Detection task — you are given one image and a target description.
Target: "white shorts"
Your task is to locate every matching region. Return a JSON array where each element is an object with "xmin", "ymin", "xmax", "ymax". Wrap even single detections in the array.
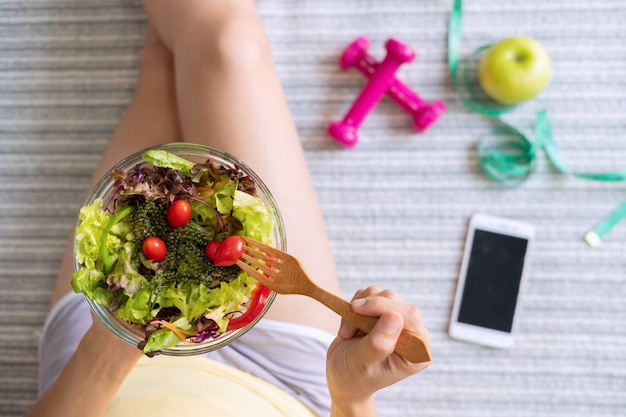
[{"xmin": 38, "ymin": 292, "xmax": 334, "ymax": 416}]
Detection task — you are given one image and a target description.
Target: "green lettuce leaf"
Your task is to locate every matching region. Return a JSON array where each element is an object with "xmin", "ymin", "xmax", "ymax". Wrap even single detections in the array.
[
  {"xmin": 115, "ymin": 287, "xmax": 153, "ymax": 323},
  {"xmin": 233, "ymin": 190, "xmax": 274, "ymax": 243},
  {"xmin": 190, "ymin": 200, "xmax": 218, "ymax": 232},
  {"xmin": 202, "ymin": 276, "xmax": 255, "ymax": 331},
  {"xmin": 214, "ymin": 182, "xmax": 237, "ymax": 214},
  {"xmin": 71, "ymin": 268, "xmax": 112, "ymax": 307},
  {"xmin": 142, "ymin": 149, "xmax": 196, "ymax": 177},
  {"xmin": 74, "ymin": 198, "xmax": 111, "ymax": 269},
  {"xmin": 143, "ymin": 328, "xmax": 182, "ymax": 352},
  {"xmin": 143, "ymin": 317, "xmax": 194, "ymax": 352},
  {"xmin": 106, "ymin": 242, "xmax": 146, "ymax": 295}
]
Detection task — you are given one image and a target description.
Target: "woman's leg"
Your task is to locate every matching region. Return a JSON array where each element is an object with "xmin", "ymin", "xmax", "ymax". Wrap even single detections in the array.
[
  {"xmin": 142, "ymin": 0, "xmax": 341, "ymax": 334},
  {"xmin": 49, "ymin": 25, "xmax": 182, "ymax": 308}
]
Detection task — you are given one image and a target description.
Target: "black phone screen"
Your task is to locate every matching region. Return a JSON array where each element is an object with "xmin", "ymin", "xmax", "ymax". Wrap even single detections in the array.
[{"xmin": 457, "ymin": 229, "xmax": 529, "ymax": 333}]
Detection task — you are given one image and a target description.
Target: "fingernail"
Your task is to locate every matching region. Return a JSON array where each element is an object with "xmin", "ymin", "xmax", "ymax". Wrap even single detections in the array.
[{"xmin": 352, "ymin": 298, "xmax": 366, "ymax": 307}]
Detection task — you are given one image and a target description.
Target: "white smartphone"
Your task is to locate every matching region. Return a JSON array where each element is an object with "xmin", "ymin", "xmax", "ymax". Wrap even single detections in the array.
[{"xmin": 449, "ymin": 213, "xmax": 535, "ymax": 349}]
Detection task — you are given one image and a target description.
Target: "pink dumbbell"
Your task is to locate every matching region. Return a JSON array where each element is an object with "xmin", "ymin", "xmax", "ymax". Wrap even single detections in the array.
[
  {"xmin": 339, "ymin": 37, "xmax": 445, "ymax": 134},
  {"xmin": 328, "ymin": 38, "xmax": 416, "ymax": 148}
]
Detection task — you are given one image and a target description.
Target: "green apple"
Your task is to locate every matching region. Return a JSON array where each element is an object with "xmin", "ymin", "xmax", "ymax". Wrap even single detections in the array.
[{"xmin": 478, "ymin": 37, "xmax": 551, "ymax": 105}]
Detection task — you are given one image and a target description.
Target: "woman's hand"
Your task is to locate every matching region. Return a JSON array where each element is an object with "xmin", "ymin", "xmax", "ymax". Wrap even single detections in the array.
[{"xmin": 326, "ymin": 286, "xmax": 431, "ymax": 416}]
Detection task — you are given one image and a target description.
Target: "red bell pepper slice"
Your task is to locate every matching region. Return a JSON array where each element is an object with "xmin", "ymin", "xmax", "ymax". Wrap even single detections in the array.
[{"xmin": 226, "ymin": 283, "xmax": 272, "ymax": 331}]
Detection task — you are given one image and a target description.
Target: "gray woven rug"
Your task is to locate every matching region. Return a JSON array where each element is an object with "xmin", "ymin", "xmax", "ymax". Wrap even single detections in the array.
[{"xmin": 1, "ymin": 0, "xmax": 625, "ymax": 416}]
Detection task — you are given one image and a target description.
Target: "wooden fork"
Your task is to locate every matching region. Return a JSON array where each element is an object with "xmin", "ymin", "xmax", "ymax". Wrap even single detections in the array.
[{"xmin": 236, "ymin": 237, "xmax": 432, "ymax": 364}]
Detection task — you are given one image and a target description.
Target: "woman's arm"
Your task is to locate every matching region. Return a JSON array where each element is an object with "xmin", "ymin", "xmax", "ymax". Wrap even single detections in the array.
[{"xmin": 25, "ymin": 321, "xmax": 142, "ymax": 417}]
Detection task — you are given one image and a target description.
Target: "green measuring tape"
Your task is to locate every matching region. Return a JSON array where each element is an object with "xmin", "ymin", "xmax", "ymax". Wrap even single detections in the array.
[{"xmin": 448, "ymin": 0, "xmax": 626, "ymax": 246}]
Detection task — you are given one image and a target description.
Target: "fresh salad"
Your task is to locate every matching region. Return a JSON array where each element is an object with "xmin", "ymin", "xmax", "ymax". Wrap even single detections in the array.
[{"xmin": 71, "ymin": 149, "xmax": 275, "ymax": 354}]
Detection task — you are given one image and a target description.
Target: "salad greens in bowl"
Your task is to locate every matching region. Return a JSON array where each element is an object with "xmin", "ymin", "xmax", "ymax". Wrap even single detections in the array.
[{"xmin": 71, "ymin": 143, "xmax": 285, "ymax": 356}]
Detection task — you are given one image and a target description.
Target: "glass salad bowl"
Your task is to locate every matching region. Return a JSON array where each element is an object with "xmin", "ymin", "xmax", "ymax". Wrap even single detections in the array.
[{"xmin": 73, "ymin": 143, "xmax": 285, "ymax": 356}]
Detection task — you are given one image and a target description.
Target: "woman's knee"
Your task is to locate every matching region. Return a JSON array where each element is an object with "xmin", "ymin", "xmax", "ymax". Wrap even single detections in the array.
[{"xmin": 172, "ymin": 8, "xmax": 269, "ymax": 74}]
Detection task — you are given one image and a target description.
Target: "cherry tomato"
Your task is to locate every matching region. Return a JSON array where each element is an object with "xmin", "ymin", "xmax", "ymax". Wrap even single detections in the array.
[
  {"xmin": 205, "ymin": 240, "xmax": 221, "ymax": 261},
  {"xmin": 167, "ymin": 199, "xmax": 192, "ymax": 228},
  {"xmin": 142, "ymin": 236, "xmax": 167, "ymax": 261},
  {"xmin": 213, "ymin": 236, "xmax": 245, "ymax": 267}
]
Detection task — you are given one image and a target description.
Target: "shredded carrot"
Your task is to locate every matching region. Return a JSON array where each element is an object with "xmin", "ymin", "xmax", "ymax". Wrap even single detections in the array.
[
  {"xmin": 197, "ymin": 189, "xmax": 214, "ymax": 199},
  {"xmin": 153, "ymin": 320, "xmax": 198, "ymax": 344},
  {"xmin": 196, "ymin": 186, "xmax": 214, "ymax": 197}
]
